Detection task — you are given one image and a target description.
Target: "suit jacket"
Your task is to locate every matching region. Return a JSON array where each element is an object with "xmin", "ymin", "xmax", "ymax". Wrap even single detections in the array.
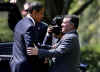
[
  {"xmin": 38, "ymin": 30, "xmax": 80, "ymax": 72},
  {"xmin": 10, "ymin": 16, "xmax": 48, "ymax": 72}
]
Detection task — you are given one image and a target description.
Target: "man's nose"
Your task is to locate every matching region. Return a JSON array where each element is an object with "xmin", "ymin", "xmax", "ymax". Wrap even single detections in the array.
[{"xmin": 61, "ymin": 23, "xmax": 63, "ymax": 27}]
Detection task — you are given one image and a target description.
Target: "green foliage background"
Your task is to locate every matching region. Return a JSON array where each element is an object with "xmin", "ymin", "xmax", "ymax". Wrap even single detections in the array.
[
  {"xmin": 0, "ymin": 12, "xmax": 13, "ymax": 42},
  {"xmin": 81, "ymin": 44, "xmax": 100, "ymax": 72},
  {"xmin": 71, "ymin": 0, "xmax": 100, "ymax": 72}
]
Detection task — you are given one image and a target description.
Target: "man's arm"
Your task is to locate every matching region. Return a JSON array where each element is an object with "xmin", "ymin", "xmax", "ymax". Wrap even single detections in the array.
[
  {"xmin": 27, "ymin": 35, "xmax": 73, "ymax": 57},
  {"xmin": 23, "ymin": 26, "xmax": 35, "ymax": 53}
]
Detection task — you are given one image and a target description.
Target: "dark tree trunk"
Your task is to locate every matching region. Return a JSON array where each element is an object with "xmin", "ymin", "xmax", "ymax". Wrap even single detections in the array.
[
  {"xmin": 16, "ymin": 0, "xmax": 26, "ymax": 10},
  {"xmin": 45, "ymin": 0, "xmax": 94, "ymax": 19},
  {"xmin": 62, "ymin": 0, "xmax": 73, "ymax": 15},
  {"xmin": 45, "ymin": 0, "xmax": 64, "ymax": 18},
  {"xmin": 73, "ymin": 0, "xmax": 94, "ymax": 15}
]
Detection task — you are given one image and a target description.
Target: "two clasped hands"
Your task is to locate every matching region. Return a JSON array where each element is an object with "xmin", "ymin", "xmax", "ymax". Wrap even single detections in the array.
[
  {"xmin": 27, "ymin": 46, "xmax": 38, "ymax": 55},
  {"xmin": 27, "ymin": 44, "xmax": 57, "ymax": 56}
]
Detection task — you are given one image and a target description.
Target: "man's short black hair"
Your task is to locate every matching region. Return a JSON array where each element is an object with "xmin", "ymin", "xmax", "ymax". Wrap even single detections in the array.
[
  {"xmin": 52, "ymin": 16, "xmax": 63, "ymax": 27},
  {"xmin": 28, "ymin": 1, "xmax": 43, "ymax": 13},
  {"xmin": 64, "ymin": 15, "xmax": 79, "ymax": 29}
]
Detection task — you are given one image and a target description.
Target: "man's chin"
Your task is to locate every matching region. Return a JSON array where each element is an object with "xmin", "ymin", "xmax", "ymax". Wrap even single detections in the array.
[{"xmin": 62, "ymin": 30, "xmax": 64, "ymax": 33}]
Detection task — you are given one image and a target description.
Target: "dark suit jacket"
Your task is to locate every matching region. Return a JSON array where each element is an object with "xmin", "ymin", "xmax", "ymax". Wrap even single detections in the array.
[
  {"xmin": 38, "ymin": 30, "xmax": 80, "ymax": 72},
  {"xmin": 10, "ymin": 16, "xmax": 48, "ymax": 72}
]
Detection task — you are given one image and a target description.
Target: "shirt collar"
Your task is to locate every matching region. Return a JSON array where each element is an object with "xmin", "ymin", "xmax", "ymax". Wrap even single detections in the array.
[
  {"xmin": 26, "ymin": 14, "xmax": 35, "ymax": 26},
  {"xmin": 64, "ymin": 29, "xmax": 77, "ymax": 34}
]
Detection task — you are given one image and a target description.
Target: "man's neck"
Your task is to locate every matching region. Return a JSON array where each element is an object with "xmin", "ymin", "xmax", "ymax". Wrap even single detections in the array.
[{"xmin": 64, "ymin": 29, "xmax": 76, "ymax": 34}]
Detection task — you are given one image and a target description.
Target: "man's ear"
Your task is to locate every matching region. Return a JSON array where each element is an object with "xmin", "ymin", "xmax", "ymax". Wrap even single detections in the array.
[
  {"xmin": 32, "ymin": 10, "xmax": 37, "ymax": 15},
  {"xmin": 71, "ymin": 24, "xmax": 75, "ymax": 29},
  {"xmin": 31, "ymin": 10, "xmax": 38, "ymax": 18}
]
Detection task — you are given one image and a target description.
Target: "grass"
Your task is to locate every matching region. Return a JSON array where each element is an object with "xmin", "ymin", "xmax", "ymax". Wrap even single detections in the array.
[{"xmin": 0, "ymin": 12, "xmax": 13, "ymax": 42}]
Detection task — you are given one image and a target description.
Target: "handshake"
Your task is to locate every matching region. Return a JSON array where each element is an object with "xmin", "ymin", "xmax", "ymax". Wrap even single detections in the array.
[
  {"xmin": 27, "ymin": 44, "xmax": 56, "ymax": 56},
  {"xmin": 27, "ymin": 46, "xmax": 49, "ymax": 64},
  {"xmin": 27, "ymin": 46, "xmax": 38, "ymax": 55}
]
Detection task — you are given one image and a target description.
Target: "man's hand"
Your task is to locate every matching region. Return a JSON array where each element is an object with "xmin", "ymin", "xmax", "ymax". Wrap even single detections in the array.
[
  {"xmin": 47, "ymin": 26, "xmax": 54, "ymax": 34},
  {"xmin": 27, "ymin": 47, "xmax": 38, "ymax": 55},
  {"xmin": 52, "ymin": 44, "xmax": 57, "ymax": 49},
  {"xmin": 44, "ymin": 57, "xmax": 49, "ymax": 64}
]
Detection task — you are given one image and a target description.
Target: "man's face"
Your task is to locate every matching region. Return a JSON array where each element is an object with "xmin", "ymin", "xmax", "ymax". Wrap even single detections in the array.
[
  {"xmin": 31, "ymin": 8, "xmax": 44, "ymax": 22},
  {"xmin": 61, "ymin": 17, "xmax": 74, "ymax": 33}
]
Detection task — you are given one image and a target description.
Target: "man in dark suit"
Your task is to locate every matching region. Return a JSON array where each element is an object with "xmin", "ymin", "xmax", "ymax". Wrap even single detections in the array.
[
  {"xmin": 10, "ymin": 2, "xmax": 48, "ymax": 72},
  {"xmin": 27, "ymin": 15, "xmax": 80, "ymax": 72}
]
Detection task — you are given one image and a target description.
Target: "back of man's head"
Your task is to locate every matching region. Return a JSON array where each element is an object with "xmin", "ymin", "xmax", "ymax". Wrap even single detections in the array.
[
  {"xmin": 64, "ymin": 15, "xmax": 79, "ymax": 29},
  {"xmin": 24, "ymin": 2, "xmax": 31, "ymax": 11},
  {"xmin": 28, "ymin": 1, "xmax": 43, "ymax": 13}
]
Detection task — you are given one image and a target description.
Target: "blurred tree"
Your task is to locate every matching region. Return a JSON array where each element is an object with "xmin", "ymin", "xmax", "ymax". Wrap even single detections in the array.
[
  {"xmin": 45, "ymin": 0, "xmax": 94, "ymax": 18},
  {"xmin": 79, "ymin": 0, "xmax": 100, "ymax": 46}
]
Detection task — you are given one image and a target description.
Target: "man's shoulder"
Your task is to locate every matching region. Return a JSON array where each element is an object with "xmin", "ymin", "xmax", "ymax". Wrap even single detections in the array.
[
  {"xmin": 41, "ymin": 21, "xmax": 48, "ymax": 27},
  {"xmin": 22, "ymin": 17, "xmax": 34, "ymax": 24},
  {"xmin": 15, "ymin": 17, "xmax": 34, "ymax": 33},
  {"xmin": 63, "ymin": 32, "xmax": 78, "ymax": 39}
]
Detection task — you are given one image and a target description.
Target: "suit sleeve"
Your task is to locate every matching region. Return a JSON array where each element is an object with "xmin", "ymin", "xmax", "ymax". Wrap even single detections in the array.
[
  {"xmin": 23, "ymin": 26, "xmax": 35, "ymax": 48},
  {"xmin": 38, "ymin": 36, "xmax": 73, "ymax": 57}
]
